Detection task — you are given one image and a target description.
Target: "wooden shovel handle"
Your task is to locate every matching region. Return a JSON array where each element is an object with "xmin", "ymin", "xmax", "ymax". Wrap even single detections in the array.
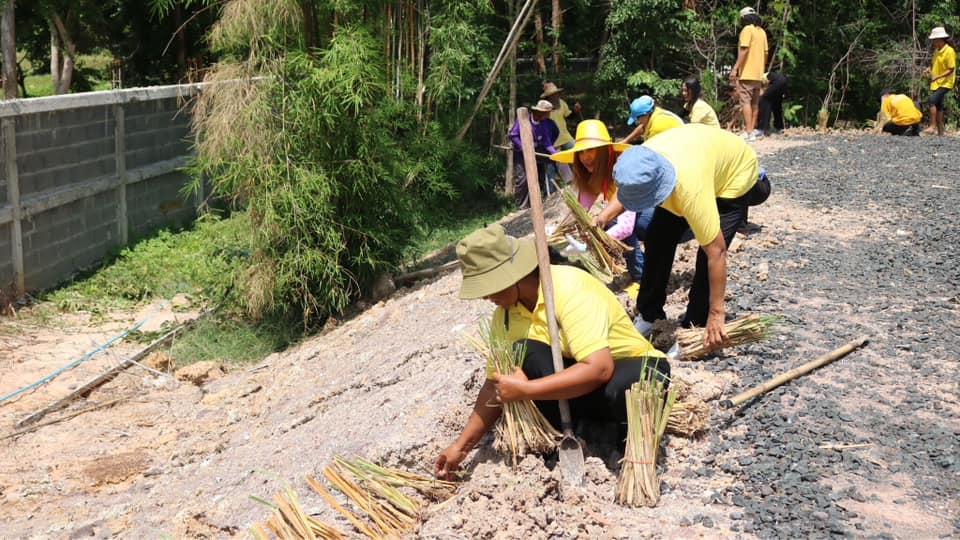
[{"xmin": 516, "ymin": 107, "xmax": 574, "ymax": 433}]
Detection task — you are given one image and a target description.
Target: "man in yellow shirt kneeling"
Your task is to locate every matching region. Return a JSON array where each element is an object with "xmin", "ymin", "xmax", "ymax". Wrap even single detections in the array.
[
  {"xmin": 434, "ymin": 224, "xmax": 669, "ymax": 479},
  {"xmin": 877, "ymin": 91, "xmax": 922, "ymax": 136}
]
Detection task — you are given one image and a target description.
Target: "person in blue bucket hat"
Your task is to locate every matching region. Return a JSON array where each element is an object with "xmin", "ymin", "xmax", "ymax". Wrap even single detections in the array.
[
  {"xmin": 619, "ymin": 95, "xmax": 684, "ymax": 144},
  {"xmin": 613, "ymin": 124, "xmax": 771, "ymax": 351}
]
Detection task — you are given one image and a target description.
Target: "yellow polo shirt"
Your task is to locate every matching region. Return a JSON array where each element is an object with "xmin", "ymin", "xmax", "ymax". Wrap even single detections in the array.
[
  {"xmin": 644, "ymin": 124, "xmax": 758, "ymax": 246},
  {"xmin": 738, "ymin": 25, "xmax": 768, "ymax": 82},
  {"xmin": 643, "ymin": 107, "xmax": 684, "ymax": 141},
  {"xmin": 881, "ymin": 94, "xmax": 922, "ymax": 126},
  {"xmin": 550, "ymin": 99, "xmax": 574, "ymax": 147},
  {"xmin": 688, "ymin": 99, "xmax": 720, "ymax": 127},
  {"xmin": 490, "ymin": 265, "xmax": 664, "ymax": 370},
  {"xmin": 931, "ymin": 44, "xmax": 956, "ymax": 91}
]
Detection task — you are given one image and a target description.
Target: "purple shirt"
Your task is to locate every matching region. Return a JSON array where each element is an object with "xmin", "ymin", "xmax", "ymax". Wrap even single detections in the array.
[{"xmin": 509, "ymin": 118, "xmax": 559, "ymax": 159}]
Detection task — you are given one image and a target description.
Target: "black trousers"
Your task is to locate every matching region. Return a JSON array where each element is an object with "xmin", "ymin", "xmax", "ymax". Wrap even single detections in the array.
[
  {"xmin": 637, "ymin": 196, "xmax": 748, "ymax": 327},
  {"xmin": 882, "ymin": 122, "xmax": 920, "ymax": 136},
  {"xmin": 517, "ymin": 339, "xmax": 670, "ymax": 430},
  {"xmin": 513, "ymin": 157, "xmax": 549, "ymax": 209},
  {"xmin": 758, "ymin": 76, "xmax": 788, "ymax": 132}
]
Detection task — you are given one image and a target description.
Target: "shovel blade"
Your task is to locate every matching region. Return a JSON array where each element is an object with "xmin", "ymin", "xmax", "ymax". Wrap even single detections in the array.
[{"xmin": 558, "ymin": 434, "xmax": 585, "ymax": 487}]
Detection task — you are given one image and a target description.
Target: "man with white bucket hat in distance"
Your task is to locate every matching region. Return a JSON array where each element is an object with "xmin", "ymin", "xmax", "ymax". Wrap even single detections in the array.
[
  {"xmin": 613, "ymin": 124, "xmax": 770, "ymax": 351},
  {"xmin": 924, "ymin": 26, "xmax": 956, "ymax": 136}
]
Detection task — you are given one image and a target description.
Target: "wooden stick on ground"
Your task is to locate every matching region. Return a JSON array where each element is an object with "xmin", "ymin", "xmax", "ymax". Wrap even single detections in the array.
[
  {"xmin": 721, "ymin": 336, "xmax": 869, "ymax": 409},
  {"xmin": 1, "ymin": 397, "xmax": 127, "ymax": 441},
  {"xmin": 393, "ymin": 260, "xmax": 460, "ymax": 286},
  {"xmin": 16, "ymin": 313, "xmax": 208, "ymax": 428}
]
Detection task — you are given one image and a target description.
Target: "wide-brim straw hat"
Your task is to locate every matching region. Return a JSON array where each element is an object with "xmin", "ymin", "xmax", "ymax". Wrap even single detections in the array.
[
  {"xmin": 541, "ymin": 82, "xmax": 564, "ymax": 98},
  {"xmin": 550, "ymin": 119, "xmax": 631, "ymax": 165},
  {"xmin": 457, "ymin": 224, "xmax": 538, "ymax": 300},
  {"xmin": 531, "ymin": 99, "xmax": 554, "ymax": 112},
  {"xmin": 929, "ymin": 26, "xmax": 949, "ymax": 40}
]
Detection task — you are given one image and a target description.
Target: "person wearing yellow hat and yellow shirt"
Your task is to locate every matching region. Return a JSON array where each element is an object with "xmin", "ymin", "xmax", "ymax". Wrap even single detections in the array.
[
  {"xmin": 924, "ymin": 26, "xmax": 956, "ymax": 136},
  {"xmin": 433, "ymin": 224, "xmax": 669, "ymax": 479},
  {"xmin": 550, "ymin": 120, "xmax": 652, "ymax": 287},
  {"xmin": 618, "ymin": 95, "xmax": 684, "ymax": 144},
  {"xmin": 876, "ymin": 90, "xmax": 922, "ymax": 136}
]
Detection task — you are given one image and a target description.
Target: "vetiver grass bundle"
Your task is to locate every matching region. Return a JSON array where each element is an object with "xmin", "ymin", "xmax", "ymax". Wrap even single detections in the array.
[
  {"xmin": 466, "ymin": 321, "xmax": 560, "ymax": 465},
  {"xmin": 308, "ymin": 456, "xmax": 459, "ymax": 539},
  {"xmin": 666, "ymin": 399, "xmax": 710, "ymax": 438},
  {"xmin": 675, "ymin": 315, "xmax": 778, "ymax": 360},
  {"xmin": 251, "ymin": 484, "xmax": 345, "ymax": 540},
  {"xmin": 617, "ymin": 363, "xmax": 677, "ymax": 507},
  {"xmin": 548, "ymin": 189, "xmax": 632, "ymax": 284}
]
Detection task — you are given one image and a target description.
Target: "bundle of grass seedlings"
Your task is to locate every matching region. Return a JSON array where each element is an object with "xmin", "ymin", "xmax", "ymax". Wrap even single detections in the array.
[
  {"xmin": 617, "ymin": 363, "xmax": 677, "ymax": 507},
  {"xmin": 675, "ymin": 314, "xmax": 778, "ymax": 360},
  {"xmin": 666, "ymin": 399, "xmax": 710, "ymax": 437},
  {"xmin": 466, "ymin": 321, "xmax": 560, "ymax": 465},
  {"xmin": 547, "ymin": 189, "xmax": 632, "ymax": 283},
  {"xmin": 308, "ymin": 456, "xmax": 458, "ymax": 539},
  {"xmin": 251, "ymin": 484, "xmax": 345, "ymax": 540}
]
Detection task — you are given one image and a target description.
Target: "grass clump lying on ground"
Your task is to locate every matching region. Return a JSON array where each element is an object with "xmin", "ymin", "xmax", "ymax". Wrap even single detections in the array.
[{"xmin": 45, "ymin": 213, "xmax": 249, "ymax": 315}]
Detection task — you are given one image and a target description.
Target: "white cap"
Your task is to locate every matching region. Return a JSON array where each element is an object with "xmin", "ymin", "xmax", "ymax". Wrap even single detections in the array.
[
  {"xmin": 531, "ymin": 99, "xmax": 554, "ymax": 113},
  {"xmin": 929, "ymin": 27, "xmax": 949, "ymax": 40},
  {"xmin": 740, "ymin": 6, "xmax": 757, "ymax": 17}
]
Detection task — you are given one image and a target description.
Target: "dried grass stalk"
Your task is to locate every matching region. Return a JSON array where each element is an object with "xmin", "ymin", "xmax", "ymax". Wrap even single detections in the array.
[
  {"xmin": 253, "ymin": 484, "xmax": 345, "ymax": 540},
  {"xmin": 466, "ymin": 321, "xmax": 560, "ymax": 465},
  {"xmin": 548, "ymin": 189, "xmax": 632, "ymax": 283},
  {"xmin": 321, "ymin": 462, "xmax": 415, "ymax": 538},
  {"xmin": 617, "ymin": 364, "xmax": 677, "ymax": 507},
  {"xmin": 666, "ymin": 399, "xmax": 710, "ymax": 438},
  {"xmin": 675, "ymin": 315, "xmax": 778, "ymax": 361}
]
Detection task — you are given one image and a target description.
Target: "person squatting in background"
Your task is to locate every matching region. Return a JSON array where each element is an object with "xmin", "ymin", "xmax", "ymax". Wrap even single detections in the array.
[
  {"xmin": 619, "ymin": 95, "xmax": 684, "ymax": 144},
  {"xmin": 758, "ymin": 71, "xmax": 788, "ymax": 135},
  {"xmin": 730, "ymin": 6, "xmax": 769, "ymax": 141},
  {"xmin": 876, "ymin": 90, "xmax": 922, "ymax": 136},
  {"xmin": 509, "ymin": 100, "xmax": 558, "ymax": 209},
  {"xmin": 550, "ymin": 120, "xmax": 652, "ymax": 286},
  {"xmin": 681, "ymin": 77, "xmax": 720, "ymax": 128},
  {"xmin": 925, "ymin": 26, "xmax": 956, "ymax": 136}
]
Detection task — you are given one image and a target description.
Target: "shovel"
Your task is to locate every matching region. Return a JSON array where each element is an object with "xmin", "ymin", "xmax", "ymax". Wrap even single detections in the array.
[{"xmin": 516, "ymin": 107, "xmax": 585, "ymax": 487}]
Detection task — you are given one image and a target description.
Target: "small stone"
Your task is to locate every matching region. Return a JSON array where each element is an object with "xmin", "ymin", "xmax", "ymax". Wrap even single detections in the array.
[
  {"xmin": 701, "ymin": 517, "xmax": 714, "ymax": 528},
  {"xmin": 813, "ymin": 511, "xmax": 829, "ymax": 521},
  {"xmin": 679, "ymin": 517, "xmax": 692, "ymax": 527}
]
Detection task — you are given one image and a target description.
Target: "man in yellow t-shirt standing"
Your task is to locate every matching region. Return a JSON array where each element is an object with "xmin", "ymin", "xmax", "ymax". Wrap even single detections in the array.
[
  {"xmin": 729, "ymin": 7, "xmax": 768, "ymax": 141},
  {"xmin": 924, "ymin": 27, "xmax": 956, "ymax": 136},
  {"xmin": 542, "ymin": 81, "xmax": 580, "ymax": 183},
  {"xmin": 877, "ymin": 91, "xmax": 922, "ymax": 136},
  {"xmin": 613, "ymin": 125, "xmax": 770, "ymax": 350},
  {"xmin": 434, "ymin": 224, "xmax": 669, "ymax": 479}
]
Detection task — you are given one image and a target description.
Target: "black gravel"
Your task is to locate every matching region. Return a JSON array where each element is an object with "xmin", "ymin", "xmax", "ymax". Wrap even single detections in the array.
[{"xmin": 687, "ymin": 135, "xmax": 960, "ymax": 537}]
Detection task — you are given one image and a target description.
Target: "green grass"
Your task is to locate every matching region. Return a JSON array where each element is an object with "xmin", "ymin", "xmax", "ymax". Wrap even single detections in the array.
[
  {"xmin": 44, "ymin": 212, "xmax": 250, "ymax": 315},
  {"xmin": 169, "ymin": 316, "xmax": 297, "ymax": 367},
  {"xmin": 402, "ymin": 195, "xmax": 513, "ymax": 264},
  {"xmin": 21, "ymin": 50, "xmax": 116, "ymax": 98}
]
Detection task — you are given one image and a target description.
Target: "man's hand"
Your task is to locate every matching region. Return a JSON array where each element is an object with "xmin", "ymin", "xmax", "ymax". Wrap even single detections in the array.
[
  {"xmin": 704, "ymin": 310, "xmax": 729, "ymax": 350},
  {"xmin": 492, "ymin": 368, "xmax": 530, "ymax": 403},
  {"xmin": 434, "ymin": 443, "xmax": 468, "ymax": 479}
]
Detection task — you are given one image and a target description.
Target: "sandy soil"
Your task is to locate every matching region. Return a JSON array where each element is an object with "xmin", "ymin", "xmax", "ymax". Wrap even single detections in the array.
[{"xmin": 1, "ymin": 134, "xmax": 957, "ymax": 539}]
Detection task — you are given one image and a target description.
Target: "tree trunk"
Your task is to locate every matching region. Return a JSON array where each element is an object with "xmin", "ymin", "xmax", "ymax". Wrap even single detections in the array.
[
  {"xmin": 551, "ymin": 0, "xmax": 560, "ymax": 73},
  {"xmin": 50, "ymin": 20, "xmax": 61, "ymax": 90},
  {"xmin": 300, "ymin": 0, "xmax": 317, "ymax": 49},
  {"xmin": 174, "ymin": 2, "xmax": 187, "ymax": 75},
  {"xmin": 534, "ymin": 10, "xmax": 547, "ymax": 75},
  {"xmin": 1, "ymin": 0, "xmax": 16, "ymax": 99},
  {"xmin": 51, "ymin": 13, "xmax": 77, "ymax": 95}
]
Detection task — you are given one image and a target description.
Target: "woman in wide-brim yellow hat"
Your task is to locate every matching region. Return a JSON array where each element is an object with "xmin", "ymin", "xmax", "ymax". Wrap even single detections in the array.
[{"xmin": 550, "ymin": 120, "xmax": 651, "ymax": 286}]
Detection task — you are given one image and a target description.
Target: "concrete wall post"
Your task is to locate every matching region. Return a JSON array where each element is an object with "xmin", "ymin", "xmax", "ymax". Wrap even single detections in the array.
[
  {"xmin": 2, "ymin": 117, "xmax": 23, "ymax": 297},
  {"xmin": 113, "ymin": 103, "xmax": 128, "ymax": 246}
]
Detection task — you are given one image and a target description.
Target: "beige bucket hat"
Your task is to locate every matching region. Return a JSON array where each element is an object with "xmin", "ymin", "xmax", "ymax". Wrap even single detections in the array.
[
  {"xmin": 530, "ymin": 99, "xmax": 554, "ymax": 112},
  {"xmin": 457, "ymin": 224, "xmax": 538, "ymax": 300}
]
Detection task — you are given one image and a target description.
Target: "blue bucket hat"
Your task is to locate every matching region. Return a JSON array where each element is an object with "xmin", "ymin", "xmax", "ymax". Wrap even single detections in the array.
[
  {"xmin": 613, "ymin": 146, "xmax": 677, "ymax": 211},
  {"xmin": 626, "ymin": 96, "xmax": 655, "ymax": 126}
]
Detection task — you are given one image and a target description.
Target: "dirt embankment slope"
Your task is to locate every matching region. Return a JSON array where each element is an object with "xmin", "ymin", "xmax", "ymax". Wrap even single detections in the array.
[{"xmin": 1, "ymin": 133, "xmax": 958, "ymax": 538}]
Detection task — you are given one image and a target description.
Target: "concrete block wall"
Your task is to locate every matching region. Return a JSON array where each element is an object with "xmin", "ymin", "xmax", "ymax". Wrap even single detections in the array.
[{"xmin": 0, "ymin": 83, "xmax": 204, "ymax": 296}]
